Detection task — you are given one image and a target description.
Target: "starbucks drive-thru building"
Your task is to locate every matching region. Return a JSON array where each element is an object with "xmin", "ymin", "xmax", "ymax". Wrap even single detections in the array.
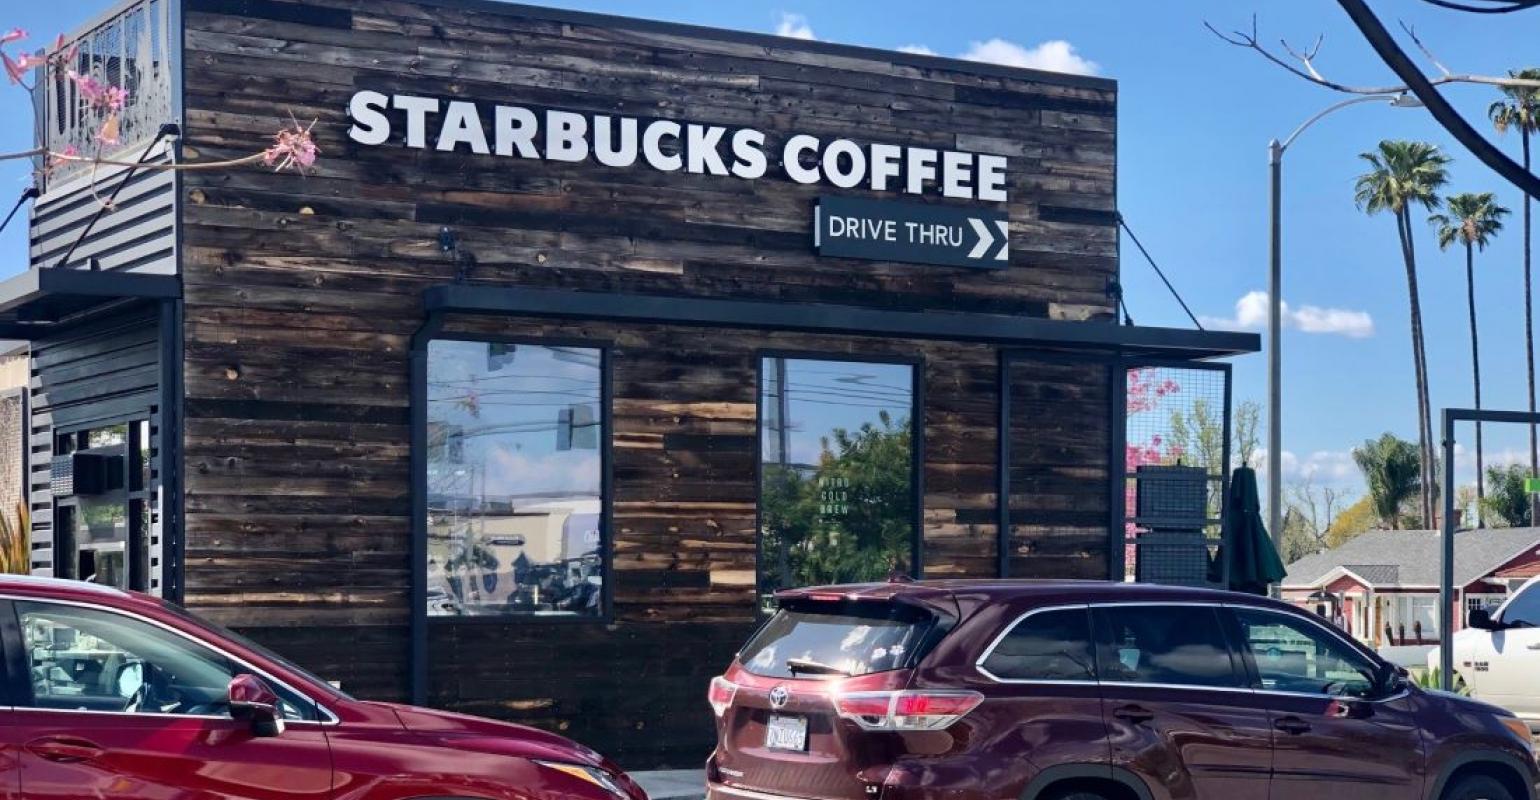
[{"xmin": 7, "ymin": 0, "xmax": 1257, "ymax": 767}]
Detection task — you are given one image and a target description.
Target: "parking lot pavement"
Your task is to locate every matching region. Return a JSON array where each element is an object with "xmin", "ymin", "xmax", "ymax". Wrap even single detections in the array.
[{"xmin": 631, "ymin": 769, "xmax": 706, "ymax": 800}]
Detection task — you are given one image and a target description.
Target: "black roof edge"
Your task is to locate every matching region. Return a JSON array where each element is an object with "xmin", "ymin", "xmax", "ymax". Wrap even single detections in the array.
[
  {"xmin": 424, "ymin": 285, "xmax": 1258, "ymax": 360},
  {"xmin": 396, "ymin": 0, "xmax": 1117, "ymax": 93},
  {"xmin": 0, "ymin": 269, "xmax": 180, "ymax": 340}
]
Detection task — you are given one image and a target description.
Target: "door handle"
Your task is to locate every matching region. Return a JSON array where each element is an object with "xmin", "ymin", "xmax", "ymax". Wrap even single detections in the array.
[
  {"xmin": 1273, "ymin": 716, "xmax": 1312, "ymax": 735},
  {"xmin": 26, "ymin": 736, "xmax": 104, "ymax": 763},
  {"xmin": 1112, "ymin": 705, "xmax": 1156, "ymax": 724}
]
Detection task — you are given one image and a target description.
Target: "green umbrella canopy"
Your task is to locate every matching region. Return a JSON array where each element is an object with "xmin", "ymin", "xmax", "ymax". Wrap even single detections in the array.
[{"xmin": 1225, "ymin": 466, "xmax": 1287, "ymax": 594}]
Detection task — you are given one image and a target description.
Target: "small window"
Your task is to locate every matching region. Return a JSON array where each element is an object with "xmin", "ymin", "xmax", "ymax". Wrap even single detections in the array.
[
  {"xmin": 980, "ymin": 607, "xmax": 1096, "ymax": 682},
  {"xmin": 1499, "ymin": 582, "xmax": 1540, "ymax": 628},
  {"xmin": 1092, "ymin": 605, "xmax": 1242, "ymax": 688},
  {"xmin": 1233, "ymin": 608, "xmax": 1379, "ymax": 698},
  {"xmin": 16, "ymin": 601, "xmax": 319, "ymax": 720}
]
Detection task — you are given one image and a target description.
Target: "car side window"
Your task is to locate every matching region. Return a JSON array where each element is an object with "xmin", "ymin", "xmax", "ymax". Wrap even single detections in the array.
[
  {"xmin": 16, "ymin": 601, "xmax": 317, "ymax": 720},
  {"xmin": 1232, "ymin": 608, "xmax": 1379, "ymax": 698},
  {"xmin": 1091, "ymin": 605, "xmax": 1243, "ymax": 688},
  {"xmin": 980, "ymin": 607, "xmax": 1096, "ymax": 682},
  {"xmin": 1498, "ymin": 582, "xmax": 1540, "ymax": 628}
]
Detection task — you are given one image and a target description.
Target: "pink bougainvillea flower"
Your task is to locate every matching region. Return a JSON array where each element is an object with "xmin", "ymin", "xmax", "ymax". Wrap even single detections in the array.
[
  {"xmin": 1, "ymin": 51, "xmax": 42, "ymax": 84},
  {"xmin": 263, "ymin": 117, "xmax": 321, "ymax": 173},
  {"xmin": 67, "ymin": 69, "xmax": 128, "ymax": 112},
  {"xmin": 0, "ymin": 28, "xmax": 25, "ymax": 45}
]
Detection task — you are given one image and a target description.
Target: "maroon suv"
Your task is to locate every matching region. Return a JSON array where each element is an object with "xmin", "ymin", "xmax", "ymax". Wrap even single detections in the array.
[{"xmin": 706, "ymin": 580, "xmax": 1539, "ymax": 800}]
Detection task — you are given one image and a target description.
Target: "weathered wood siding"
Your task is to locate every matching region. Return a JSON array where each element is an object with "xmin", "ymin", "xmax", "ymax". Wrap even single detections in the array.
[{"xmin": 176, "ymin": 0, "xmax": 1117, "ymax": 767}]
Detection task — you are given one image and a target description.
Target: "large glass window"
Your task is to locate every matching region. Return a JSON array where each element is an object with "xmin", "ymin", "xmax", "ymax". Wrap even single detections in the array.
[
  {"xmin": 425, "ymin": 341, "xmax": 605, "ymax": 618},
  {"xmin": 1232, "ymin": 608, "xmax": 1379, "ymax": 698},
  {"xmin": 758, "ymin": 357, "xmax": 917, "ymax": 608},
  {"xmin": 1092, "ymin": 605, "xmax": 1242, "ymax": 688}
]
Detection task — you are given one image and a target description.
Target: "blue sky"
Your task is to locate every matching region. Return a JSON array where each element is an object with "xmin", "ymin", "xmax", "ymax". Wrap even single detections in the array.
[{"xmin": 5, "ymin": 1, "xmax": 1540, "ymax": 499}]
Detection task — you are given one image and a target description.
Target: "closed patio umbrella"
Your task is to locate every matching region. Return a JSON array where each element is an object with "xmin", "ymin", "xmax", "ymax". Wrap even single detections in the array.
[{"xmin": 1223, "ymin": 466, "xmax": 1287, "ymax": 595}]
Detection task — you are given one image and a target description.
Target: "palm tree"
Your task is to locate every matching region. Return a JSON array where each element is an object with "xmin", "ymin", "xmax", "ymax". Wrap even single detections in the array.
[
  {"xmin": 1431, "ymin": 193, "xmax": 1510, "ymax": 525},
  {"xmin": 1355, "ymin": 141, "xmax": 1452, "ymax": 529},
  {"xmin": 1490, "ymin": 68, "xmax": 1540, "ymax": 511},
  {"xmin": 1353, "ymin": 433, "xmax": 1422, "ymax": 529}
]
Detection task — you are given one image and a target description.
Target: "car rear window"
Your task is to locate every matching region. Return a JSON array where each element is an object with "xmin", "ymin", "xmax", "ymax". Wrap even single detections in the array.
[{"xmin": 740, "ymin": 601, "xmax": 939, "ymax": 679}]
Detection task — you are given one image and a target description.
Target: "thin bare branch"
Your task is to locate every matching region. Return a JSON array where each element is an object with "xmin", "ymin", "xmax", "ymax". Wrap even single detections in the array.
[
  {"xmin": 1205, "ymin": 16, "xmax": 1540, "ymax": 94},
  {"xmin": 1399, "ymin": 21, "xmax": 1452, "ymax": 77}
]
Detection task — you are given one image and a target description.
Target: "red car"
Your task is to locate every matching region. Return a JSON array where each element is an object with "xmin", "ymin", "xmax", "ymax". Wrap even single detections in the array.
[
  {"xmin": 0, "ymin": 574, "xmax": 647, "ymax": 800},
  {"xmin": 707, "ymin": 579, "xmax": 1540, "ymax": 800}
]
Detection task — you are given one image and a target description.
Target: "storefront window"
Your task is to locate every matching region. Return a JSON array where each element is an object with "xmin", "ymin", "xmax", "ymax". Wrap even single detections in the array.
[
  {"xmin": 759, "ymin": 357, "xmax": 917, "ymax": 609},
  {"xmin": 425, "ymin": 341, "xmax": 605, "ymax": 618}
]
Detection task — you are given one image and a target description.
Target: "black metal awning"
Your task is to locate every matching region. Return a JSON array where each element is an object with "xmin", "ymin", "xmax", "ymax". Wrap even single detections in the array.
[
  {"xmin": 423, "ymin": 285, "xmax": 1260, "ymax": 360},
  {"xmin": 0, "ymin": 269, "xmax": 180, "ymax": 340}
]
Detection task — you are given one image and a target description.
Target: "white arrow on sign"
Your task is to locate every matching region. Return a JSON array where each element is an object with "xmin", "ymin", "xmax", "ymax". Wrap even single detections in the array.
[{"xmin": 967, "ymin": 218, "xmax": 1011, "ymax": 261}]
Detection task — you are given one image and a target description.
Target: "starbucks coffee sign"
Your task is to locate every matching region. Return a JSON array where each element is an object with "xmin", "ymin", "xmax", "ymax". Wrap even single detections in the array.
[{"xmin": 347, "ymin": 91, "xmax": 1009, "ymax": 202}]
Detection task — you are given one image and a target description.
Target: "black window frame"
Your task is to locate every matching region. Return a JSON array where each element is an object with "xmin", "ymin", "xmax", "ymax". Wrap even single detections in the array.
[
  {"xmin": 753, "ymin": 349, "xmax": 924, "ymax": 612},
  {"xmin": 1090, "ymin": 602, "xmax": 1246, "ymax": 690},
  {"xmin": 51, "ymin": 414, "xmax": 159, "ymax": 594},
  {"xmin": 418, "ymin": 333, "xmax": 614, "ymax": 626}
]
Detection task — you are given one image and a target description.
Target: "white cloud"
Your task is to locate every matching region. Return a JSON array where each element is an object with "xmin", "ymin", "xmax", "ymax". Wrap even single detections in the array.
[
  {"xmin": 775, "ymin": 12, "xmax": 816, "ymax": 40},
  {"xmin": 1201, "ymin": 290, "xmax": 1374, "ymax": 339},
  {"xmin": 960, "ymin": 38, "xmax": 1099, "ymax": 76},
  {"xmin": 1255, "ymin": 448, "xmax": 1359, "ymax": 485},
  {"xmin": 897, "ymin": 44, "xmax": 937, "ymax": 56}
]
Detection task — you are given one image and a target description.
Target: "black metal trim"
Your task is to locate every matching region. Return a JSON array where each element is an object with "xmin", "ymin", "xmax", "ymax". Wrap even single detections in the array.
[
  {"xmin": 159, "ymin": 298, "xmax": 183, "ymax": 603},
  {"xmin": 424, "ymin": 286, "xmax": 1259, "ymax": 360},
  {"xmin": 753, "ymin": 350, "xmax": 925, "ymax": 609},
  {"xmin": 408, "ymin": 311, "xmax": 447, "ymax": 707}
]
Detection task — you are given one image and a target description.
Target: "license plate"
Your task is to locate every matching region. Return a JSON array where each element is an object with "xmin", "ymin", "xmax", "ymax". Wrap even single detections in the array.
[{"xmin": 765, "ymin": 714, "xmax": 808, "ymax": 752}]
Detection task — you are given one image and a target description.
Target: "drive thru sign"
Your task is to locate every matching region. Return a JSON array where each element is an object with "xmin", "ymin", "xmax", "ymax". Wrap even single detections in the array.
[{"xmin": 814, "ymin": 196, "xmax": 1010, "ymax": 269}]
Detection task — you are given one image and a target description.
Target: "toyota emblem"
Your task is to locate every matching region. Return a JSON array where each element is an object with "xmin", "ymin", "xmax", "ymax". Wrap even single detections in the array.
[{"xmin": 769, "ymin": 685, "xmax": 790, "ymax": 709}]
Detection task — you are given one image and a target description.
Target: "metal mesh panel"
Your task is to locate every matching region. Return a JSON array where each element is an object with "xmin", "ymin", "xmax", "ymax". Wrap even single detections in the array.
[
  {"xmin": 36, "ymin": 0, "xmax": 172, "ymax": 188},
  {"xmin": 1124, "ymin": 365, "xmax": 1230, "ymax": 585}
]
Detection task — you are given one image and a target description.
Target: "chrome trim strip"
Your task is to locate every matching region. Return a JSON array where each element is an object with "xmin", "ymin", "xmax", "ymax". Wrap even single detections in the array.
[
  {"xmin": 0, "ymin": 594, "xmax": 338, "ymax": 724},
  {"xmin": 709, "ymin": 783, "xmax": 841, "ymax": 800}
]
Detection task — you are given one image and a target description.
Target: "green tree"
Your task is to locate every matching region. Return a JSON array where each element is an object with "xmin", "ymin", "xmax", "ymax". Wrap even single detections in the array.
[
  {"xmin": 760, "ymin": 412, "xmax": 914, "ymax": 599},
  {"xmin": 1355, "ymin": 141, "xmax": 1452, "ymax": 528},
  {"xmin": 1234, "ymin": 400, "xmax": 1261, "ymax": 468},
  {"xmin": 1490, "ymin": 68, "xmax": 1540, "ymax": 499},
  {"xmin": 1352, "ymin": 433, "xmax": 1423, "ymax": 529},
  {"xmin": 1327, "ymin": 494, "xmax": 1379, "ymax": 547},
  {"xmin": 1481, "ymin": 464, "xmax": 1535, "ymax": 528},
  {"xmin": 1430, "ymin": 192, "xmax": 1510, "ymax": 524}
]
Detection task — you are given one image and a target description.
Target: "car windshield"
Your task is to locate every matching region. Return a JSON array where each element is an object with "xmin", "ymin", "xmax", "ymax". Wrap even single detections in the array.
[
  {"xmin": 740, "ymin": 600, "xmax": 938, "ymax": 679},
  {"xmin": 1498, "ymin": 581, "xmax": 1540, "ymax": 628},
  {"xmin": 155, "ymin": 599, "xmax": 355, "ymax": 701}
]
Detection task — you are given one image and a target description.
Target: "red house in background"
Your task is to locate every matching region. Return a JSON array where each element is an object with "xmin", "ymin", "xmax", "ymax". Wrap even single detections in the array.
[{"xmin": 1281, "ymin": 528, "xmax": 1540, "ymax": 647}]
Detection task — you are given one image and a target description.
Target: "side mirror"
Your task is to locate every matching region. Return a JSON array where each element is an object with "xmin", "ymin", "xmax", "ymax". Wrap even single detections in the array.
[
  {"xmin": 1469, "ymin": 608, "xmax": 1497, "ymax": 630},
  {"xmin": 228, "ymin": 674, "xmax": 284, "ymax": 737}
]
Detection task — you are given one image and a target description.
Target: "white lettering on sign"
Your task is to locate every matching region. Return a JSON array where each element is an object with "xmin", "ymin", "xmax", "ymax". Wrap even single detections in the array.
[{"xmin": 346, "ymin": 91, "xmax": 1010, "ymax": 202}]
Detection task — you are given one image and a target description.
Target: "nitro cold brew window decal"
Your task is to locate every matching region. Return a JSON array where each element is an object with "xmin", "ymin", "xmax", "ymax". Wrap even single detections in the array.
[
  {"xmin": 425, "ymin": 341, "xmax": 604, "ymax": 618},
  {"xmin": 759, "ymin": 357, "xmax": 916, "ymax": 610}
]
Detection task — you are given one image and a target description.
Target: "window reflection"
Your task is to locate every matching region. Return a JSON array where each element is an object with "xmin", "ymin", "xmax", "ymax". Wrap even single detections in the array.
[
  {"xmin": 759, "ymin": 357, "xmax": 916, "ymax": 609},
  {"xmin": 425, "ymin": 341, "xmax": 605, "ymax": 618}
]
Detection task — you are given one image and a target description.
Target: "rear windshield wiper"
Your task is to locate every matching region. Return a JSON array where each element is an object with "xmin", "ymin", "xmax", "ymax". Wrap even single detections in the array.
[{"xmin": 786, "ymin": 657, "xmax": 850, "ymax": 676}]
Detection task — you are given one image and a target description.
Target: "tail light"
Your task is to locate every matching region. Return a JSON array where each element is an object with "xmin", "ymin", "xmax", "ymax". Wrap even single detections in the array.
[
  {"xmin": 834, "ymin": 690, "xmax": 983, "ymax": 731},
  {"xmin": 708, "ymin": 676, "xmax": 738, "ymax": 717}
]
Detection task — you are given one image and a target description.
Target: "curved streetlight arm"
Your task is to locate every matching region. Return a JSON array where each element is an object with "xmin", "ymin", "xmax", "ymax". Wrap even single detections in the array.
[{"xmin": 1273, "ymin": 94, "xmax": 1407, "ymax": 161}]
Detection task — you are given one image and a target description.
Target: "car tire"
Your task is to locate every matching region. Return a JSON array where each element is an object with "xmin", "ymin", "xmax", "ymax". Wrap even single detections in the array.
[{"xmin": 1442, "ymin": 774, "xmax": 1513, "ymax": 800}]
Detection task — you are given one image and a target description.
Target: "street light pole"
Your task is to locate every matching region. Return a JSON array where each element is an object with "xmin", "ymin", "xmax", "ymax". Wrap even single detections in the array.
[{"xmin": 1267, "ymin": 93, "xmax": 1421, "ymax": 571}]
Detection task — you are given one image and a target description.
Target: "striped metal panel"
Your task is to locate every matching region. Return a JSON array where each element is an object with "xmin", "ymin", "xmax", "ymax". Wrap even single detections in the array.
[{"xmin": 28, "ymin": 145, "xmax": 176, "ymax": 275}]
